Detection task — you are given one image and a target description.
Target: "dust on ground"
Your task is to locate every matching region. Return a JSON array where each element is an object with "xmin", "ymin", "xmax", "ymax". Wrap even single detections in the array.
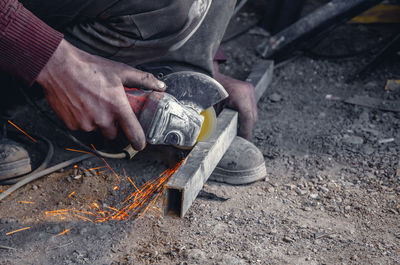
[{"xmin": 1, "ymin": 1, "xmax": 400, "ymax": 264}]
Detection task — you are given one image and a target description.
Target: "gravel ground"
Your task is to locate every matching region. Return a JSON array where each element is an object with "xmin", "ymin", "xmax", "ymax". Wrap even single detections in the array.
[{"xmin": 1, "ymin": 1, "xmax": 400, "ymax": 264}]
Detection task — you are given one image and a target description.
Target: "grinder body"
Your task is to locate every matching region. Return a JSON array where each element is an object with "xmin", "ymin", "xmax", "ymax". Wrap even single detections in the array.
[{"xmin": 125, "ymin": 88, "xmax": 204, "ymax": 147}]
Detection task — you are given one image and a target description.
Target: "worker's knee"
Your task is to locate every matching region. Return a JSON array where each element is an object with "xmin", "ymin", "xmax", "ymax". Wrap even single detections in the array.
[{"xmin": 102, "ymin": 0, "xmax": 209, "ymax": 42}]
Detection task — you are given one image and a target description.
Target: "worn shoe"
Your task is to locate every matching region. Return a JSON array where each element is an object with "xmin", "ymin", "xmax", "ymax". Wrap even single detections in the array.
[
  {"xmin": 209, "ymin": 136, "xmax": 266, "ymax": 185},
  {"xmin": 0, "ymin": 123, "xmax": 31, "ymax": 181}
]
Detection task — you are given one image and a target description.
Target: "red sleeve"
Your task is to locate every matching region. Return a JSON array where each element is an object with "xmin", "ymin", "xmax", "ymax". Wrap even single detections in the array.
[{"xmin": 0, "ymin": 0, "xmax": 63, "ymax": 86}]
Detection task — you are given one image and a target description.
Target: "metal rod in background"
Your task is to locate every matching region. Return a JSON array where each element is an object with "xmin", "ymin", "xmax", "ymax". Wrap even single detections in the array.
[
  {"xmin": 257, "ymin": 0, "xmax": 383, "ymax": 61},
  {"xmin": 232, "ymin": 0, "xmax": 248, "ymax": 18}
]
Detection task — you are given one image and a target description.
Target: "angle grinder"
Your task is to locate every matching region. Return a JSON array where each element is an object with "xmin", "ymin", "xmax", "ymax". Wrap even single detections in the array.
[{"xmin": 125, "ymin": 71, "xmax": 228, "ymax": 148}]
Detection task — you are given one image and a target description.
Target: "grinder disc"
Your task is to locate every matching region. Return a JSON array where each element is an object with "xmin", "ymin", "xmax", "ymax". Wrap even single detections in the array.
[{"xmin": 197, "ymin": 107, "xmax": 217, "ymax": 143}]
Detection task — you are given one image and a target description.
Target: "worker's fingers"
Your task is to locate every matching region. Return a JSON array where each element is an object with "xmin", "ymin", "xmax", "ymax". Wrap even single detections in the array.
[
  {"xmin": 100, "ymin": 125, "xmax": 118, "ymax": 140},
  {"xmin": 97, "ymin": 117, "xmax": 118, "ymax": 140},
  {"xmin": 238, "ymin": 108, "xmax": 256, "ymax": 140},
  {"xmin": 116, "ymin": 99, "xmax": 146, "ymax": 151},
  {"xmin": 121, "ymin": 67, "xmax": 166, "ymax": 92}
]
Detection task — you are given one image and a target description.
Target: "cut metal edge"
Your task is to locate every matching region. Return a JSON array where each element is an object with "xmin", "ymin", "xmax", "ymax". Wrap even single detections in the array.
[{"xmin": 164, "ymin": 109, "xmax": 238, "ymax": 217}]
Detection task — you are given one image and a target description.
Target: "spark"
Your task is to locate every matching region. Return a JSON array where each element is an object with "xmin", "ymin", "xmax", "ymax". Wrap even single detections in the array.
[
  {"xmin": 57, "ymin": 228, "xmax": 71, "ymax": 236},
  {"xmin": 65, "ymin": 148, "xmax": 92, "ymax": 154},
  {"xmin": 17, "ymin": 201, "xmax": 35, "ymax": 204},
  {"xmin": 107, "ymin": 206, "xmax": 118, "ymax": 212},
  {"xmin": 45, "ymin": 158, "xmax": 185, "ymax": 222},
  {"xmin": 85, "ymin": 166, "xmax": 105, "ymax": 171},
  {"xmin": 91, "ymin": 144, "xmax": 120, "ymax": 181},
  {"xmin": 100, "ymin": 158, "xmax": 120, "ymax": 181},
  {"xmin": 6, "ymin": 227, "xmax": 31, "ymax": 235},
  {"xmin": 7, "ymin": 120, "xmax": 37, "ymax": 143},
  {"xmin": 68, "ymin": 191, "xmax": 75, "ymax": 198},
  {"xmin": 128, "ymin": 177, "xmax": 141, "ymax": 193}
]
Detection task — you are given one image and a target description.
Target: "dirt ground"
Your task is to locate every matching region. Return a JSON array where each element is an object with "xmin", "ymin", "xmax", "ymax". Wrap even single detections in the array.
[{"xmin": 1, "ymin": 1, "xmax": 400, "ymax": 265}]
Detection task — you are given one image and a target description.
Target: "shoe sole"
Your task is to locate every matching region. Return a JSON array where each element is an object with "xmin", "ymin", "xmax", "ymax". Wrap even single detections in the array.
[
  {"xmin": 209, "ymin": 162, "xmax": 267, "ymax": 185},
  {"xmin": 0, "ymin": 158, "xmax": 31, "ymax": 181}
]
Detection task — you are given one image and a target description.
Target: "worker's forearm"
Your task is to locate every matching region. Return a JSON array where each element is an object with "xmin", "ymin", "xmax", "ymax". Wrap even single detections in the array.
[{"xmin": 0, "ymin": 0, "xmax": 63, "ymax": 86}]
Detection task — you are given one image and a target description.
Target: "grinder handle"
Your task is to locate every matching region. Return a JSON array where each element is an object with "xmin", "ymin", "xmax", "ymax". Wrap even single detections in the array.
[{"xmin": 124, "ymin": 87, "xmax": 150, "ymax": 116}]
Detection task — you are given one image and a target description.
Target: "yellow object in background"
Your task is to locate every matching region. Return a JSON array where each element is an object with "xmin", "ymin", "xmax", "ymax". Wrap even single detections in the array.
[
  {"xmin": 384, "ymin": 80, "xmax": 400, "ymax": 91},
  {"xmin": 351, "ymin": 4, "xmax": 400, "ymax": 24}
]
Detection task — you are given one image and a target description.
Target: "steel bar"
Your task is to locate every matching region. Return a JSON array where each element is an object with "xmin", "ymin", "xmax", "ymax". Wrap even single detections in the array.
[
  {"xmin": 164, "ymin": 109, "xmax": 238, "ymax": 217},
  {"xmin": 163, "ymin": 59, "xmax": 274, "ymax": 217},
  {"xmin": 246, "ymin": 60, "xmax": 274, "ymax": 103},
  {"xmin": 257, "ymin": 0, "xmax": 382, "ymax": 61}
]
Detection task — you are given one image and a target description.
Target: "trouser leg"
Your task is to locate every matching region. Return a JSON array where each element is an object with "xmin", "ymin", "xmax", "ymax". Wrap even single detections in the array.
[
  {"xmin": 21, "ymin": 0, "xmax": 234, "ymax": 75},
  {"xmin": 20, "ymin": 0, "xmax": 212, "ymax": 64},
  {"xmin": 143, "ymin": 0, "xmax": 237, "ymax": 77}
]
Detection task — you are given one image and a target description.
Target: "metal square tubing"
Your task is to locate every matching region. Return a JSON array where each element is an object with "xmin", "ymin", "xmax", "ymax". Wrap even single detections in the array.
[{"xmin": 164, "ymin": 109, "xmax": 238, "ymax": 217}]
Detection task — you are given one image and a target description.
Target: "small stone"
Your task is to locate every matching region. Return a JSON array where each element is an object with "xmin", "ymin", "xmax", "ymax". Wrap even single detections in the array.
[
  {"xmin": 267, "ymin": 187, "xmax": 275, "ymax": 193},
  {"xmin": 269, "ymin": 93, "xmax": 282, "ymax": 102},
  {"xmin": 285, "ymin": 184, "xmax": 296, "ymax": 190},
  {"xmin": 283, "ymin": 236, "xmax": 293, "ymax": 243},
  {"xmin": 363, "ymin": 145, "xmax": 374, "ymax": 155},
  {"xmin": 32, "ymin": 185, "xmax": 38, "ymax": 190},
  {"xmin": 320, "ymin": 187, "xmax": 329, "ymax": 193},
  {"xmin": 168, "ymin": 250, "xmax": 178, "ymax": 257},
  {"xmin": 185, "ymin": 249, "xmax": 206, "ymax": 261},
  {"xmin": 350, "ymin": 255, "xmax": 358, "ymax": 261},
  {"xmin": 73, "ymin": 175, "xmax": 82, "ymax": 180},
  {"xmin": 378, "ymin": 138, "xmax": 395, "ymax": 144},
  {"xmin": 345, "ymin": 206, "xmax": 351, "ymax": 211},
  {"xmin": 309, "ymin": 193, "xmax": 319, "ymax": 200},
  {"xmin": 343, "ymin": 135, "xmax": 364, "ymax": 145},
  {"xmin": 79, "ymin": 228, "xmax": 88, "ymax": 235},
  {"xmin": 296, "ymin": 188, "xmax": 307, "ymax": 196},
  {"xmin": 217, "ymin": 254, "xmax": 245, "ymax": 265}
]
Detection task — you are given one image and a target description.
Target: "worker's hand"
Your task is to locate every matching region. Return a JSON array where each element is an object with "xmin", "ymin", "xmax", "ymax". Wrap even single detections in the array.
[
  {"xmin": 214, "ymin": 62, "xmax": 258, "ymax": 140},
  {"xmin": 36, "ymin": 39, "xmax": 166, "ymax": 151}
]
